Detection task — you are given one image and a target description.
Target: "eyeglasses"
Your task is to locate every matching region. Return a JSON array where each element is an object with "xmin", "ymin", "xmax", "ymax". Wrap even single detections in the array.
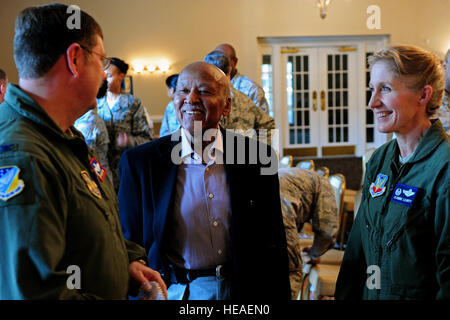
[{"xmin": 80, "ymin": 44, "xmax": 112, "ymax": 69}]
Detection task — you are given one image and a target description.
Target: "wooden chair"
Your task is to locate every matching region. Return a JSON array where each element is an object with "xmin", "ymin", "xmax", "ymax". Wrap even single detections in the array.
[
  {"xmin": 279, "ymin": 155, "xmax": 293, "ymax": 168},
  {"xmin": 296, "ymin": 160, "xmax": 315, "ymax": 171},
  {"xmin": 316, "ymin": 166, "xmax": 330, "ymax": 178}
]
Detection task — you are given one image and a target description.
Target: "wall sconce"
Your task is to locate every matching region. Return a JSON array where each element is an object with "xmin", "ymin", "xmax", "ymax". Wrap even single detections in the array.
[
  {"xmin": 130, "ymin": 62, "xmax": 171, "ymax": 75},
  {"xmin": 316, "ymin": 0, "xmax": 331, "ymax": 19}
]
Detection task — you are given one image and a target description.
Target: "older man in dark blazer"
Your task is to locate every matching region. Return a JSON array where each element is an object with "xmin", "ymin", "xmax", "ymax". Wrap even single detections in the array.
[{"xmin": 118, "ymin": 62, "xmax": 290, "ymax": 300}]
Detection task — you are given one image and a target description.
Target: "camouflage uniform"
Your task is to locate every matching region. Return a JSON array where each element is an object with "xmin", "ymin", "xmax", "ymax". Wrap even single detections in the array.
[
  {"xmin": 74, "ymin": 108, "xmax": 113, "ymax": 183},
  {"xmin": 97, "ymin": 93, "xmax": 154, "ymax": 191},
  {"xmin": 231, "ymin": 70, "xmax": 270, "ymax": 114},
  {"xmin": 159, "ymin": 100, "xmax": 180, "ymax": 137},
  {"xmin": 433, "ymin": 92, "xmax": 449, "ymax": 134},
  {"xmin": 278, "ymin": 167, "xmax": 339, "ymax": 299},
  {"xmin": 220, "ymin": 88, "xmax": 275, "ymax": 143}
]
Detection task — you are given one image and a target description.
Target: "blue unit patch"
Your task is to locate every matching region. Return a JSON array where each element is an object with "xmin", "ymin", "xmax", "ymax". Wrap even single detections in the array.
[
  {"xmin": 391, "ymin": 183, "xmax": 418, "ymax": 207},
  {"xmin": 0, "ymin": 166, "xmax": 25, "ymax": 201}
]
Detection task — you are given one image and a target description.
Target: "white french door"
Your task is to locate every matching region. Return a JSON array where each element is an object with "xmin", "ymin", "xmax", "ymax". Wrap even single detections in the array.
[{"xmin": 283, "ymin": 46, "xmax": 358, "ymax": 157}]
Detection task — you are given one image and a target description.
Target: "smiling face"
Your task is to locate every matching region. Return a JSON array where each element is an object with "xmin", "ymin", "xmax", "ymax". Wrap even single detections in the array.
[
  {"xmin": 173, "ymin": 62, "xmax": 231, "ymax": 136},
  {"xmin": 368, "ymin": 60, "xmax": 426, "ymax": 135}
]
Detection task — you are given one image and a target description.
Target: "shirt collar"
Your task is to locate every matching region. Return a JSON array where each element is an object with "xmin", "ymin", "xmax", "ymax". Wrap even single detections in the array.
[{"xmin": 180, "ymin": 127, "xmax": 224, "ymax": 164}]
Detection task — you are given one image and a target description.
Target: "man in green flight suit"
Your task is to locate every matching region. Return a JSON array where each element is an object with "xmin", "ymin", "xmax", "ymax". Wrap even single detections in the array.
[{"xmin": 0, "ymin": 4, "xmax": 166, "ymax": 299}]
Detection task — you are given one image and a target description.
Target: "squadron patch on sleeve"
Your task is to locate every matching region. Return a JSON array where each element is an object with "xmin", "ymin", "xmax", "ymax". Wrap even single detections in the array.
[
  {"xmin": 80, "ymin": 170, "xmax": 102, "ymax": 199},
  {"xmin": 0, "ymin": 166, "xmax": 25, "ymax": 201},
  {"xmin": 90, "ymin": 157, "xmax": 107, "ymax": 182}
]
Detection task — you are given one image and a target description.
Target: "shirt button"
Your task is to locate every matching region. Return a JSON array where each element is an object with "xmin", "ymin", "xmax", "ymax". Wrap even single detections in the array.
[
  {"xmin": 213, "ymin": 221, "xmax": 218, "ymax": 227},
  {"xmin": 218, "ymin": 249, "xmax": 223, "ymax": 255},
  {"xmin": 209, "ymin": 193, "xmax": 214, "ymax": 199}
]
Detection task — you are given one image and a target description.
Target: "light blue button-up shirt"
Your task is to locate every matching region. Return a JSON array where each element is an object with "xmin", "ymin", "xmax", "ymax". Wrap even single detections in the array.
[{"xmin": 166, "ymin": 128, "xmax": 231, "ymax": 270}]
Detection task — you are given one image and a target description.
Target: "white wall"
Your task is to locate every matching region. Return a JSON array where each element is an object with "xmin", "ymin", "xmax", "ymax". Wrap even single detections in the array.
[{"xmin": 1, "ymin": 0, "xmax": 449, "ymax": 119}]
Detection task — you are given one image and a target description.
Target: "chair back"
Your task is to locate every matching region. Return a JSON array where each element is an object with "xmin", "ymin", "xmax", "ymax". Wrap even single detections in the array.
[
  {"xmin": 296, "ymin": 160, "xmax": 315, "ymax": 170},
  {"xmin": 328, "ymin": 173, "xmax": 346, "ymax": 218},
  {"xmin": 279, "ymin": 155, "xmax": 293, "ymax": 168},
  {"xmin": 316, "ymin": 166, "xmax": 330, "ymax": 178}
]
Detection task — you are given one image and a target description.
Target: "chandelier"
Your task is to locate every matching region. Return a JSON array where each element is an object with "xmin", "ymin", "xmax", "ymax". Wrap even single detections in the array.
[{"xmin": 316, "ymin": 0, "xmax": 332, "ymax": 19}]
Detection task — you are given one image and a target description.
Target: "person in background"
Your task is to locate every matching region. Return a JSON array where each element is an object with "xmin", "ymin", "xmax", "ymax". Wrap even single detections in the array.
[
  {"xmin": 204, "ymin": 50, "xmax": 275, "ymax": 144},
  {"xmin": 0, "ymin": 3, "xmax": 166, "ymax": 299},
  {"xmin": 336, "ymin": 45, "xmax": 449, "ymax": 300},
  {"xmin": 118, "ymin": 61, "xmax": 290, "ymax": 300},
  {"xmin": 432, "ymin": 49, "xmax": 449, "ymax": 133},
  {"xmin": 75, "ymin": 80, "xmax": 112, "ymax": 182},
  {"xmin": 97, "ymin": 58, "xmax": 154, "ymax": 191},
  {"xmin": 215, "ymin": 43, "xmax": 270, "ymax": 114},
  {"xmin": 0, "ymin": 68, "xmax": 8, "ymax": 103},
  {"xmin": 278, "ymin": 167, "xmax": 339, "ymax": 299},
  {"xmin": 159, "ymin": 74, "xmax": 180, "ymax": 137}
]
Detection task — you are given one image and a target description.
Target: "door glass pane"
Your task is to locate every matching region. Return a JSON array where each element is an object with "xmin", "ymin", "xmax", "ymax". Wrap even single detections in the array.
[
  {"xmin": 305, "ymin": 128, "xmax": 310, "ymax": 144},
  {"xmin": 296, "ymin": 92, "xmax": 303, "ymax": 108},
  {"xmin": 304, "ymin": 74, "xmax": 309, "ymax": 90},
  {"xmin": 297, "ymin": 130, "xmax": 303, "ymax": 144},
  {"xmin": 343, "ymin": 91, "xmax": 348, "ymax": 106},
  {"xmin": 343, "ymin": 126, "xmax": 349, "ymax": 142},
  {"xmin": 335, "ymin": 55, "xmax": 340, "ymax": 70},
  {"xmin": 290, "ymin": 129, "xmax": 295, "ymax": 144},
  {"xmin": 335, "ymin": 91, "xmax": 341, "ymax": 107},
  {"xmin": 328, "ymin": 110, "xmax": 333, "ymax": 125},
  {"xmin": 336, "ymin": 127, "xmax": 341, "ymax": 142},
  {"xmin": 328, "ymin": 73, "xmax": 333, "ymax": 89},
  {"xmin": 288, "ymin": 110, "xmax": 294, "ymax": 126},
  {"xmin": 304, "ymin": 110, "xmax": 310, "ymax": 126},
  {"xmin": 328, "ymin": 55, "xmax": 332, "ymax": 71},
  {"xmin": 296, "ymin": 110, "xmax": 302, "ymax": 125},
  {"xmin": 343, "ymin": 55, "xmax": 348, "ymax": 70},
  {"xmin": 343, "ymin": 109, "xmax": 348, "ymax": 124},
  {"xmin": 366, "ymin": 127, "xmax": 374, "ymax": 143},
  {"xmin": 343, "ymin": 73, "xmax": 348, "ymax": 89},
  {"xmin": 328, "ymin": 127, "xmax": 334, "ymax": 143},
  {"xmin": 335, "ymin": 73, "xmax": 340, "ymax": 89},
  {"xmin": 303, "ymin": 56, "xmax": 309, "ymax": 72},
  {"xmin": 328, "ymin": 91, "xmax": 333, "ymax": 107},
  {"xmin": 296, "ymin": 56, "xmax": 302, "ymax": 72},
  {"xmin": 296, "ymin": 74, "xmax": 302, "ymax": 90},
  {"xmin": 366, "ymin": 109, "xmax": 373, "ymax": 124},
  {"xmin": 304, "ymin": 92, "xmax": 309, "ymax": 108},
  {"xmin": 336, "ymin": 109, "xmax": 341, "ymax": 125}
]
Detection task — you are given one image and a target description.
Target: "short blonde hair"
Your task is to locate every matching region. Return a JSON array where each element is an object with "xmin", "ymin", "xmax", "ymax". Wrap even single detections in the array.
[{"xmin": 368, "ymin": 45, "xmax": 444, "ymax": 116}]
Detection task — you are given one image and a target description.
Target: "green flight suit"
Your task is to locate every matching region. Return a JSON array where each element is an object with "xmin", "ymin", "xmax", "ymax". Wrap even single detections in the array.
[
  {"xmin": 0, "ymin": 84, "xmax": 146, "ymax": 299},
  {"xmin": 336, "ymin": 119, "xmax": 450, "ymax": 300}
]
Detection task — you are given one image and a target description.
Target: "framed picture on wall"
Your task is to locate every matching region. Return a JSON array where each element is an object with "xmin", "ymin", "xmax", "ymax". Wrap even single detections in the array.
[{"xmin": 121, "ymin": 75, "xmax": 133, "ymax": 95}]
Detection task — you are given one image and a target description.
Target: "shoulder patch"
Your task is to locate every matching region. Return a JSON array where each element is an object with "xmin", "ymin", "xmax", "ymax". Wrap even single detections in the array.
[{"xmin": 0, "ymin": 166, "xmax": 25, "ymax": 201}]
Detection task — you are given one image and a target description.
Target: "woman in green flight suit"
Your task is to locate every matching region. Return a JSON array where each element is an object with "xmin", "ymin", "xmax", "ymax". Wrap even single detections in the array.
[{"xmin": 335, "ymin": 45, "xmax": 449, "ymax": 300}]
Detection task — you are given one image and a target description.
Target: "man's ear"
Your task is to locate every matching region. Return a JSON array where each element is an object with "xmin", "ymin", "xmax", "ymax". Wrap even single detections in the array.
[
  {"xmin": 419, "ymin": 85, "xmax": 433, "ymax": 107},
  {"xmin": 222, "ymin": 97, "xmax": 232, "ymax": 117},
  {"xmin": 66, "ymin": 43, "xmax": 83, "ymax": 77}
]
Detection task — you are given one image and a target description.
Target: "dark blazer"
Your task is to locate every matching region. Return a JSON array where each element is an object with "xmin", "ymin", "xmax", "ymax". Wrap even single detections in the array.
[{"xmin": 118, "ymin": 128, "xmax": 291, "ymax": 300}]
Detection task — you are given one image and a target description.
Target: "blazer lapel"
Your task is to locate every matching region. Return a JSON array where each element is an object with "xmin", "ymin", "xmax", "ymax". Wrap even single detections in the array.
[{"xmin": 152, "ymin": 134, "xmax": 180, "ymax": 245}]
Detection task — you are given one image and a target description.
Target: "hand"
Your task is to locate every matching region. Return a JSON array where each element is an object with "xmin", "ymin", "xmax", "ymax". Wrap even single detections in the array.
[
  {"xmin": 302, "ymin": 246, "xmax": 321, "ymax": 265},
  {"xmin": 117, "ymin": 132, "xmax": 129, "ymax": 148},
  {"xmin": 129, "ymin": 261, "xmax": 168, "ymax": 300}
]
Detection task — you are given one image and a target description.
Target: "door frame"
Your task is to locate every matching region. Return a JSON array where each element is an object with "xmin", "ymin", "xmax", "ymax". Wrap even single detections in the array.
[{"xmin": 258, "ymin": 34, "xmax": 390, "ymax": 157}]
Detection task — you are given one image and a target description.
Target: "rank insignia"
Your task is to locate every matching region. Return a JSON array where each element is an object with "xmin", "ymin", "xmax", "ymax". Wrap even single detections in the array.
[
  {"xmin": 0, "ymin": 166, "xmax": 25, "ymax": 201},
  {"xmin": 80, "ymin": 170, "xmax": 102, "ymax": 199},
  {"xmin": 369, "ymin": 173, "xmax": 388, "ymax": 198},
  {"xmin": 90, "ymin": 157, "xmax": 106, "ymax": 182},
  {"xmin": 391, "ymin": 183, "xmax": 418, "ymax": 207}
]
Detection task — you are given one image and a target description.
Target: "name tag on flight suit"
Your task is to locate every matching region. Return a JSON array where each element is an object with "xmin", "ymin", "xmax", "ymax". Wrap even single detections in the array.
[{"xmin": 391, "ymin": 183, "xmax": 418, "ymax": 207}]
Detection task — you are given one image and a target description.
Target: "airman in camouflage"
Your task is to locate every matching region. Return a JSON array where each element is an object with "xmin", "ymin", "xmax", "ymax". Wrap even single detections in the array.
[
  {"xmin": 278, "ymin": 167, "xmax": 339, "ymax": 299},
  {"xmin": 97, "ymin": 93, "xmax": 154, "ymax": 191},
  {"xmin": 74, "ymin": 108, "xmax": 113, "ymax": 182},
  {"xmin": 220, "ymin": 87, "xmax": 275, "ymax": 143},
  {"xmin": 215, "ymin": 44, "xmax": 270, "ymax": 113},
  {"xmin": 231, "ymin": 70, "xmax": 270, "ymax": 114}
]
